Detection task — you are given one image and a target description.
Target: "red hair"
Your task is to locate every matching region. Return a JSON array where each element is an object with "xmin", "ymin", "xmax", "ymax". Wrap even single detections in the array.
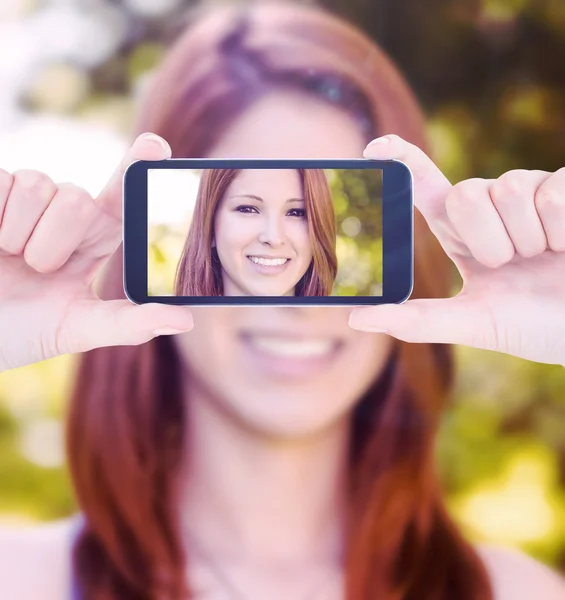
[
  {"xmin": 66, "ymin": 2, "xmax": 493, "ymax": 599},
  {"xmin": 174, "ymin": 168, "xmax": 337, "ymax": 296}
]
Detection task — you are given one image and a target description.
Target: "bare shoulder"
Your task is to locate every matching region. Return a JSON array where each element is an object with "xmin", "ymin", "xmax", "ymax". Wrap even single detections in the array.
[
  {"xmin": 477, "ymin": 543, "xmax": 565, "ymax": 600},
  {"xmin": 0, "ymin": 517, "xmax": 76, "ymax": 600}
]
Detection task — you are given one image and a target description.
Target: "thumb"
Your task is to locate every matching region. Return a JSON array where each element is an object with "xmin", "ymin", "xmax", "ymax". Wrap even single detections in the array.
[
  {"xmin": 363, "ymin": 134, "xmax": 452, "ymax": 224},
  {"xmin": 349, "ymin": 297, "xmax": 486, "ymax": 346},
  {"xmin": 60, "ymin": 299, "xmax": 194, "ymax": 354}
]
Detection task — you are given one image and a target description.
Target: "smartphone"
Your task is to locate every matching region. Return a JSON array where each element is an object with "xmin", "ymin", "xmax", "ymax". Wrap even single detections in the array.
[{"xmin": 123, "ymin": 158, "xmax": 413, "ymax": 305}]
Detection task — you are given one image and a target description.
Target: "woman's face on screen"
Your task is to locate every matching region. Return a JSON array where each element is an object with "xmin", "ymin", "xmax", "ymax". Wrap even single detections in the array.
[
  {"xmin": 174, "ymin": 90, "xmax": 392, "ymax": 438},
  {"xmin": 214, "ymin": 169, "xmax": 313, "ymax": 296}
]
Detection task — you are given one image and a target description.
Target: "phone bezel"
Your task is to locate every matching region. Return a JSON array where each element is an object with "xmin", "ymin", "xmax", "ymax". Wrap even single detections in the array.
[{"xmin": 123, "ymin": 158, "xmax": 413, "ymax": 305}]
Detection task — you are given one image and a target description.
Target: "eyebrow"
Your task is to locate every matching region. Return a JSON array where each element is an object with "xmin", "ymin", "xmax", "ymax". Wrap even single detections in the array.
[{"xmin": 231, "ymin": 194, "xmax": 305, "ymax": 204}]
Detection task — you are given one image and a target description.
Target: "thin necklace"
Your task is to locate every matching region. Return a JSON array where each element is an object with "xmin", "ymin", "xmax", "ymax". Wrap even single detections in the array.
[{"xmin": 185, "ymin": 526, "xmax": 340, "ymax": 600}]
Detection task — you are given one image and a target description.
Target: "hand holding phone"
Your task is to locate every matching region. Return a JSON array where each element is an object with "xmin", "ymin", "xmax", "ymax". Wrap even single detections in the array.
[
  {"xmin": 0, "ymin": 134, "xmax": 193, "ymax": 373},
  {"xmin": 351, "ymin": 135, "xmax": 565, "ymax": 369}
]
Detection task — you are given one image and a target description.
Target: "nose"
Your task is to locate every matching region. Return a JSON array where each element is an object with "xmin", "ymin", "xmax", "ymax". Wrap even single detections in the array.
[{"xmin": 257, "ymin": 214, "xmax": 286, "ymax": 247}]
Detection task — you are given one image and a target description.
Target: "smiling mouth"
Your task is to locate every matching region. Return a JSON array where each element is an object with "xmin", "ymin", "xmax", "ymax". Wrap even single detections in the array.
[
  {"xmin": 239, "ymin": 333, "xmax": 343, "ymax": 378},
  {"xmin": 247, "ymin": 256, "xmax": 290, "ymax": 267},
  {"xmin": 242, "ymin": 334, "xmax": 340, "ymax": 358}
]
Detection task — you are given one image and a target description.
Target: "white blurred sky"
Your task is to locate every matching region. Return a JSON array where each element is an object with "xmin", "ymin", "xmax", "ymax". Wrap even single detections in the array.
[
  {"xmin": 148, "ymin": 169, "xmax": 200, "ymax": 225},
  {"xmin": 0, "ymin": 114, "xmax": 128, "ymax": 198},
  {"xmin": 0, "ymin": 0, "xmax": 193, "ymax": 222},
  {"xmin": 0, "ymin": 0, "xmax": 128, "ymax": 195}
]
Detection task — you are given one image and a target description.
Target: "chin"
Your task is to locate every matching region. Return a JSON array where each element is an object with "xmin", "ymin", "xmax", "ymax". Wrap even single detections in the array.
[
  {"xmin": 242, "ymin": 280, "xmax": 300, "ymax": 297},
  {"xmin": 217, "ymin": 382, "xmax": 359, "ymax": 442},
  {"xmin": 229, "ymin": 402, "xmax": 349, "ymax": 441}
]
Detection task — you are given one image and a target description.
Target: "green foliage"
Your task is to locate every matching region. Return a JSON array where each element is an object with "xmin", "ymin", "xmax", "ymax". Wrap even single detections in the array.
[
  {"xmin": 0, "ymin": 386, "xmax": 75, "ymax": 523},
  {"xmin": 435, "ymin": 348, "xmax": 565, "ymax": 569},
  {"xmin": 330, "ymin": 169, "xmax": 383, "ymax": 296}
]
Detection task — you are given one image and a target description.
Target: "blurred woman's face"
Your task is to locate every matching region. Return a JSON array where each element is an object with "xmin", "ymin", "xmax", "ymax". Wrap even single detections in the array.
[
  {"xmin": 175, "ymin": 90, "xmax": 392, "ymax": 438},
  {"xmin": 214, "ymin": 169, "xmax": 313, "ymax": 296}
]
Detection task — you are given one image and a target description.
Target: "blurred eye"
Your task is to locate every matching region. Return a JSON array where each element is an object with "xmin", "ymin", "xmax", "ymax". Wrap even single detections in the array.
[
  {"xmin": 236, "ymin": 205, "xmax": 259, "ymax": 214},
  {"xmin": 287, "ymin": 208, "xmax": 306, "ymax": 218}
]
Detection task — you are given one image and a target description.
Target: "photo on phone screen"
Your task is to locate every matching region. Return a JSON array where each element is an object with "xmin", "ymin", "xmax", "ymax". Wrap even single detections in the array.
[
  {"xmin": 123, "ymin": 158, "xmax": 413, "ymax": 306},
  {"xmin": 147, "ymin": 168, "xmax": 383, "ymax": 298}
]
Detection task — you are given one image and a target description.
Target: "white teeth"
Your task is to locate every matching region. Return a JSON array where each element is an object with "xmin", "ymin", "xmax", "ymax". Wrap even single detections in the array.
[
  {"xmin": 248, "ymin": 337, "xmax": 335, "ymax": 358},
  {"xmin": 249, "ymin": 256, "xmax": 288, "ymax": 267}
]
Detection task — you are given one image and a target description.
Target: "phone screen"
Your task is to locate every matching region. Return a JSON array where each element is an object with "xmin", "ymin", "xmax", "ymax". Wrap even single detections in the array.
[{"xmin": 147, "ymin": 168, "xmax": 383, "ymax": 298}]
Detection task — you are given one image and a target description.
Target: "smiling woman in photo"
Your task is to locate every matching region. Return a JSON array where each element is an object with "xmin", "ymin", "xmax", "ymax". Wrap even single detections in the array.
[{"xmin": 174, "ymin": 167, "xmax": 337, "ymax": 296}]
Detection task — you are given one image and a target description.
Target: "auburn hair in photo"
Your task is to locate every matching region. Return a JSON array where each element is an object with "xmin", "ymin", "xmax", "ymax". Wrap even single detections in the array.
[
  {"xmin": 174, "ymin": 167, "xmax": 337, "ymax": 296},
  {"xmin": 66, "ymin": 2, "xmax": 494, "ymax": 599}
]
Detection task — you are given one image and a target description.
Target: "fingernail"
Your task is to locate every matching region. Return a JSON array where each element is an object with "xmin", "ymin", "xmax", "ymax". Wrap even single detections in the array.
[
  {"xmin": 364, "ymin": 137, "xmax": 391, "ymax": 158},
  {"xmin": 365, "ymin": 136, "xmax": 390, "ymax": 151},
  {"xmin": 351, "ymin": 323, "xmax": 389, "ymax": 333},
  {"xmin": 140, "ymin": 133, "xmax": 171, "ymax": 153},
  {"xmin": 153, "ymin": 327, "xmax": 189, "ymax": 336}
]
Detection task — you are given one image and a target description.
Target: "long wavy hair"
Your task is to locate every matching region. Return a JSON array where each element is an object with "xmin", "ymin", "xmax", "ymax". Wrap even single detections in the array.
[
  {"xmin": 174, "ymin": 168, "xmax": 337, "ymax": 296},
  {"xmin": 66, "ymin": 2, "xmax": 493, "ymax": 600}
]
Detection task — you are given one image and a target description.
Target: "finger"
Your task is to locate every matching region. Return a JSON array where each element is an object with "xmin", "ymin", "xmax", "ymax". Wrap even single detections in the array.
[
  {"xmin": 534, "ymin": 167, "xmax": 565, "ymax": 252},
  {"xmin": 94, "ymin": 132, "xmax": 171, "ymax": 221},
  {"xmin": 445, "ymin": 178, "xmax": 515, "ymax": 268},
  {"xmin": 0, "ymin": 170, "xmax": 57, "ymax": 255},
  {"xmin": 363, "ymin": 134, "xmax": 453, "ymax": 224},
  {"xmin": 349, "ymin": 297, "xmax": 494, "ymax": 348},
  {"xmin": 58, "ymin": 299, "xmax": 194, "ymax": 355},
  {"xmin": 76, "ymin": 133, "xmax": 171, "ymax": 265},
  {"xmin": 24, "ymin": 183, "xmax": 96, "ymax": 273},
  {"xmin": 0, "ymin": 168, "xmax": 14, "ymax": 228},
  {"xmin": 489, "ymin": 170, "xmax": 550, "ymax": 258}
]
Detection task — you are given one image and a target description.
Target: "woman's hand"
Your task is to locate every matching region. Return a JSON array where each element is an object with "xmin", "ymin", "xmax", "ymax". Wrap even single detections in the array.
[
  {"xmin": 349, "ymin": 134, "xmax": 565, "ymax": 368},
  {"xmin": 0, "ymin": 133, "xmax": 193, "ymax": 373}
]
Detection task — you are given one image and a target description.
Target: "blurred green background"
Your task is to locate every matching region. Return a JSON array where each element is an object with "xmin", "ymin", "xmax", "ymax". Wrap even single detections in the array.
[
  {"xmin": 330, "ymin": 169, "xmax": 383, "ymax": 296},
  {"xmin": 0, "ymin": 0, "xmax": 564, "ymax": 575}
]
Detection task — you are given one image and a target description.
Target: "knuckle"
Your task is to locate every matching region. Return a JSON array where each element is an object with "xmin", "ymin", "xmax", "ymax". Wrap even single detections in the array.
[
  {"xmin": 57, "ymin": 182, "xmax": 90, "ymax": 199},
  {"xmin": 534, "ymin": 188, "xmax": 563, "ymax": 211},
  {"xmin": 13, "ymin": 169, "xmax": 55, "ymax": 199},
  {"xmin": 447, "ymin": 181, "xmax": 477, "ymax": 207},
  {"xmin": 497, "ymin": 169, "xmax": 529, "ymax": 186},
  {"xmin": 55, "ymin": 183, "xmax": 94, "ymax": 215},
  {"xmin": 0, "ymin": 168, "xmax": 14, "ymax": 194},
  {"xmin": 489, "ymin": 176, "xmax": 521, "ymax": 206}
]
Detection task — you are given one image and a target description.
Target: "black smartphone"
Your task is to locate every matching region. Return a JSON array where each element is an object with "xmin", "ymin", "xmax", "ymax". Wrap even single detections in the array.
[{"xmin": 123, "ymin": 158, "xmax": 413, "ymax": 305}]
